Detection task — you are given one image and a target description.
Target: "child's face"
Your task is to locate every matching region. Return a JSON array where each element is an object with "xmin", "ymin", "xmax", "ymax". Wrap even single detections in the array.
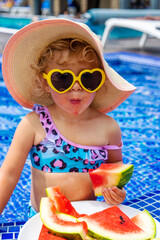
[{"xmin": 44, "ymin": 59, "xmax": 99, "ymax": 116}]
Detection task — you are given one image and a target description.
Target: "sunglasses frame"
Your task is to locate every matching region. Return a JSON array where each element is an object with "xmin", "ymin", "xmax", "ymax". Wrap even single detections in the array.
[{"xmin": 43, "ymin": 68, "xmax": 105, "ymax": 93}]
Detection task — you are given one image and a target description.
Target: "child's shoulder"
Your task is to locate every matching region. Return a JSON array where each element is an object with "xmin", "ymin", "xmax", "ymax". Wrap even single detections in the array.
[
  {"xmin": 19, "ymin": 110, "xmax": 45, "ymax": 142},
  {"xmin": 96, "ymin": 111, "xmax": 118, "ymax": 126},
  {"xmin": 90, "ymin": 110, "xmax": 121, "ymax": 146},
  {"xmin": 24, "ymin": 110, "xmax": 40, "ymax": 120},
  {"xmin": 104, "ymin": 114, "xmax": 119, "ymax": 127},
  {"xmin": 92, "ymin": 110, "xmax": 120, "ymax": 132},
  {"xmin": 20, "ymin": 110, "xmax": 41, "ymax": 128},
  {"xmin": 96, "ymin": 111, "xmax": 121, "ymax": 136}
]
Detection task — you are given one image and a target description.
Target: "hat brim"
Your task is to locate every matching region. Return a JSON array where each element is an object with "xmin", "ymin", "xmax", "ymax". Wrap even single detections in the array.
[{"xmin": 2, "ymin": 18, "xmax": 136, "ymax": 113}]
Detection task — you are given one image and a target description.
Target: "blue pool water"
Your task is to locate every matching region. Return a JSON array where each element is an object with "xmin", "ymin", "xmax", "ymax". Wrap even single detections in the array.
[{"xmin": 0, "ymin": 52, "xmax": 160, "ymax": 223}]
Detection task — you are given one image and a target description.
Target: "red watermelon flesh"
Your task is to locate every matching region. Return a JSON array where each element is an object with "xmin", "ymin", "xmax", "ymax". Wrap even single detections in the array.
[
  {"xmin": 40, "ymin": 197, "xmax": 87, "ymax": 240},
  {"xmin": 79, "ymin": 206, "xmax": 149, "ymax": 240},
  {"xmin": 46, "ymin": 186, "xmax": 85, "ymax": 218},
  {"xmin": 38, "ymin": 224, "xmax": 67, "ymax": 240},
  {"xmin": 89, "ymin": 163, "xmax": 134, "ymax": 196}
]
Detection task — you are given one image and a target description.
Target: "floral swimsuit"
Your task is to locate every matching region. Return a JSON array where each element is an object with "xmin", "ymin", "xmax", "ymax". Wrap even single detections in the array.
[{"xmin": 30, "ymin": 106, "xmax": 122, "ymax": 173}]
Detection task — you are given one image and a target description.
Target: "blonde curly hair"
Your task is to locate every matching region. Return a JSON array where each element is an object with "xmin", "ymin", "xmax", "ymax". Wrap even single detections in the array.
[{"xmin": 31, "ymin": 38, "xmax": 102, "ymax": 97}]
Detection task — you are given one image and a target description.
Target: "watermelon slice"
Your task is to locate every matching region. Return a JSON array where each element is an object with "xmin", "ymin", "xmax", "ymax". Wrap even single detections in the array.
[
  {"xmin": 38, "ymin": 225, "xmax": 95, "ymax": 240},
  {"xmin": 38, "ymin": 224, "xmax": 67, "ymax": 240},
  {"xmin": 131, "ymin": 209, "xmax": 156, "ymax": 239},
  {"xmin": 46, "ymin": 186, "xmax": 83, "ymax": 218},
  {"xmin": 40, "ymin": 197, "xmax": 87, "ymax": 240},
  {"xmin": 79, "ymin": 206, "xmax": 150, "ymax": 240},
  {"xmin": 51, "ymin": 213, "xmax": 95, "ymax": 240},
  {"xmin": 89, "ymin": 163, "xmax": 134, "ymax": 196}
]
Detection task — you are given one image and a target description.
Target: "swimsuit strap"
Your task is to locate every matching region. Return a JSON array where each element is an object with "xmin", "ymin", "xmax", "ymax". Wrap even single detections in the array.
[
  {"xmin": 33, "ymin": 104, "xmax": 123, "ymax": 150},
  {"xmin": 33, "ymin": 105, "xmax": 55, "ymax": 138},
  {"xmin": 103, "ymin": 142, "xmax": 123, "ymax": 150}
]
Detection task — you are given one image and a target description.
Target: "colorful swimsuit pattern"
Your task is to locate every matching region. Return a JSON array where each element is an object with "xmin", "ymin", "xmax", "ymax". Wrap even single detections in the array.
[{"xmin": 30, "ymin": 106, "xmax": 122, "ymax": 173}]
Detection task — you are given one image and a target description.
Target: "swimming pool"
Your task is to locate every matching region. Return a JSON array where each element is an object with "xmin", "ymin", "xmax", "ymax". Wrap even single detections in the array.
[{"xmin": 0, "ymin": 52, "xmax": 159, "ymax": 223}]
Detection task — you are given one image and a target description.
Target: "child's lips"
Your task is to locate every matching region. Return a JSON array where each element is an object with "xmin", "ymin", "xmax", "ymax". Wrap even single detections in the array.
[{"xmin": 70, "ymin": 98, "xmax": 81, "ymax": 104}]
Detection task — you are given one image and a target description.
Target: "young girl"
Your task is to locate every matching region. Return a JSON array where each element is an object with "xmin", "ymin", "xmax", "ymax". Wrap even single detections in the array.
[{"xmin": 0, "ymin": 19, "xmax": 136, "ymax": 217}]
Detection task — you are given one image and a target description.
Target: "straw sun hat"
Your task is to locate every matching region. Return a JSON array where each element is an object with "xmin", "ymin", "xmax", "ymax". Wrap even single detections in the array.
[{"xmin": 2, "ymin": 18, "xmax": 136, "ymax": 113}]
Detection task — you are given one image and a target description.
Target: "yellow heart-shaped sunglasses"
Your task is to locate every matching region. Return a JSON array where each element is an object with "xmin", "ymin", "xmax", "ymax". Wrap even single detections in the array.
[{"xmin": 43, "ymin": 68, "xmax": 105, "ymax": 93}]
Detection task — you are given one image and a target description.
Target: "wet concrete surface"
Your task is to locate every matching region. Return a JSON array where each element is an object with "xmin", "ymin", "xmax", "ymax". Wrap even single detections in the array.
[{"xmin": 104, "ymin": 37, "xmax": 160, "ymax": 56}]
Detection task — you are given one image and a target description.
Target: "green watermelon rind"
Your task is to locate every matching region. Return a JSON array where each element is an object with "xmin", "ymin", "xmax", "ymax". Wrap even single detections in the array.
[
  {"xmin": 87, "ymin": 230, "xmax": 151, "ymax": 240},
  {"xmin": 82, "ymin": 220, "xmax": 149, "ymax": 240},
  {"xmin": 87, "ymin": 229, "xmax": 110, "ymax": 240},
  {"xmin": 46, "ymin": 187, "xmax": 57, "ymax": 202},
  {"xmin": 46, "ymin": 187, "xmax": 53, "ymax": 197},
  {"xmin": 131, "ymin": 209, "xmax": 156, "ymax": 239},
  {"xmin": 82, "ymin": 221, "xmax": 149, "ymax": 240},
  {"xmin": 85, "ymin": 235, "xmax": 96, "ymax": 240},
  {"xmin": 117, "ymin": 164, "xmax": 134, "ymax": 189}
]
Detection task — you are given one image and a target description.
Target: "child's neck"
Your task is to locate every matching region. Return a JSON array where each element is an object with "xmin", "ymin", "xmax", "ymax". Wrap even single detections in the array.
[{"xmin": 49, "ymin": 104, "xmax": 93, "ymax": 123}]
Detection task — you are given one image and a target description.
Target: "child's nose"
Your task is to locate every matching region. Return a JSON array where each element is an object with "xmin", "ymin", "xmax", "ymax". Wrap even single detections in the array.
[{"xmin": 71, "ymin": 81, "xmax": 82, "ymax": 91}]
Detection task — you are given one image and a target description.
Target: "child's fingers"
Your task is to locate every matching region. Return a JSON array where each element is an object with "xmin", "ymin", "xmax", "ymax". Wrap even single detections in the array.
[
  {"xmin": 111, "ymin": 186, "xmax": 126, "ymax": 200},
  {"xmin": 102, "ymin": 186, "xmax": 126, "ymax": 205},
  {"xmin": 102, "ymin": 187, "xmax": 119, "ymax": 205}
]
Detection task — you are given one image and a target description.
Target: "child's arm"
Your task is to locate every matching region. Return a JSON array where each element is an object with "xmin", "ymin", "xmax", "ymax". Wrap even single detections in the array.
[
  {"xmin": 102, "ymin": 148, "xmax": 127, "ymax": 205},
  {"xmin": 0, "ymin": 113, "xmax": 35, "ymax": 215},
  {"xmin": 102, "ymin": 117, "xmax": 126, "ymax": 205}
]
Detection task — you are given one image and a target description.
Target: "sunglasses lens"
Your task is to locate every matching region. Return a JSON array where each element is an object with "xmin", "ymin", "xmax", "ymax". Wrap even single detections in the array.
[
  {"xmin": 81, "ymin": 71, "xmax": 102, "ymax": 91},
  {"xmin": 51, "ymin": 72, "xmax": 73, "ymax": 92}
]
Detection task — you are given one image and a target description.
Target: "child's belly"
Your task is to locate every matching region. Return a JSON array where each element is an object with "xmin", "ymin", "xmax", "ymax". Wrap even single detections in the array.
[{"xmin": 30, "ymin": 166, "xmax": 96, "ymax": 212}]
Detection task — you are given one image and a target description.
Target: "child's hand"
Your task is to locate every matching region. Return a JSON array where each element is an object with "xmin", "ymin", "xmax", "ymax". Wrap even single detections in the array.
[{"xmin": 102, "ymin": 186, "xmax": 126, "ymax": 205}]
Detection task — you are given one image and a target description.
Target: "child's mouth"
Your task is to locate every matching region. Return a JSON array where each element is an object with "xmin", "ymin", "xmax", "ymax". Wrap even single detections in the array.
[{"xmin": 70, "ymin": 99, "xmax": 81, "ymax": 104}]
